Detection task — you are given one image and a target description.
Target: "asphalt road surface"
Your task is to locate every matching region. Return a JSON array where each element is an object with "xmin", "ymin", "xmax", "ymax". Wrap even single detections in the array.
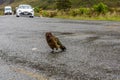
[{"xmin": 0, "ymin": 15, "xmax": 120, "ymax": 80}]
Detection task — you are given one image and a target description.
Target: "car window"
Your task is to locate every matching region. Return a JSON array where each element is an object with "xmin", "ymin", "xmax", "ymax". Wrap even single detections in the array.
[
  {"xmin": 5, "ymin": 8, "xmax": 11, "ymax": 10},
  {"xmin": 19, "ymin": 5, "xmax": 32, "ymax": 9},
  {"xmin": 5, "ymin": 8, "xmax": 11, "ymax": 11}
]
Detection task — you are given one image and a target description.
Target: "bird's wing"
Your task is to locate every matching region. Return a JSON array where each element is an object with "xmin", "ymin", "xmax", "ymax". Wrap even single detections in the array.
[
  {"xmin": 55, "ymin": 37, "xmax": 66, "ymax": 51},
  {"xmin": 55, "ymin": 37, "xmax": 63, "ymax": 46}
]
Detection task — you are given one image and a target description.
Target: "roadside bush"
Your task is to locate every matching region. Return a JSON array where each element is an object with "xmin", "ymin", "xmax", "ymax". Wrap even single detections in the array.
[
  {"xmin": 48, "ymin": 11, "xmax": 57, "ymax": 17},
  {"xmin": 42, "ymin": 11, "xmax": 57, "ymax": 17},
  {"xmin": 69, "ymin": 9, "xmax": 79, "ymax": 16},
  {"xmin": 93, "ymin": 2, "xmax": 108, "ymax": 14},
  {"xmin": 42, "ymin": 11, "xmax": 49, "ymax": 17},
  {"xmin": 78, "ymin": 8, "xmax": 90, "ymax": 15},
  {"xmin": 69, "ymin": 8, "xmax": 90, "ymax": 16},
  {"xmin": 34, "ymin": 7, "xmax": 40, "ymax": 13}
]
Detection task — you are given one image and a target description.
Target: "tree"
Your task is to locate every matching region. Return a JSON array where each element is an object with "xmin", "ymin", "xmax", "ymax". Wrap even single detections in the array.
[{"xmin": 56, "ymin": 0, "xmax": 71, "ymax": 11}]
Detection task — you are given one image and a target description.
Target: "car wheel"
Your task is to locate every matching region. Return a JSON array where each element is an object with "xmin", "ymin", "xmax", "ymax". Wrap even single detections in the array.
[
  {"xmin": 16, "ymin": 15, "xmax": 19, "ymax": 17},
  {"xmin": 30, "ymin": 16, "xmax": 34, "ymax": 18}
]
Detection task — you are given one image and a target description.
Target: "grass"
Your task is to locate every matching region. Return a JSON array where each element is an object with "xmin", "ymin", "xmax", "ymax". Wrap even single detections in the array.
[
  {"xmin": 0, "ymin": 10, "xmax": 3, "ymax": 15},
  {"xmin": 55, "ymin": 15, "xmax": 120, "ymax": 21}
]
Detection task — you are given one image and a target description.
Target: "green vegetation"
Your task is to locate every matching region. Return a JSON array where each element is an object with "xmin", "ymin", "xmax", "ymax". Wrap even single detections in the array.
[
  {"xmin": 52, "ymin": 3, "xmax": 120, "ymax": 21},
  {"xmin": 0, "ymin": 0, "xmax": 119, "ymax": 21},
  {"xmin": 55, "ymin": 14, "xmax": 120, "ymax": 21},
  {"xmin": 93, "ymin": 2, "xmax": 108, "ymax": 14},
  {"xmin": 56, "ymin": 0, "xmax": 71, "ymax": 11}
]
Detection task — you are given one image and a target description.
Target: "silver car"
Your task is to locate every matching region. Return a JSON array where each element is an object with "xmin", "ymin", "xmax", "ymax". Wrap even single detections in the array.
[{"xmin": 16, "ymin": 4, "xmax": 34, "ymax": 18}]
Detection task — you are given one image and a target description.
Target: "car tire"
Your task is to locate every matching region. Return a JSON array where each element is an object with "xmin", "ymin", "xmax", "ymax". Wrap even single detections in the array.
[
  {"xmin": 30, "ymin": 16, "xmax": 34, "ymax": 18},
  {"xmin": 16, "ymin": 15, "xmax": 19, "ymax": 17}
]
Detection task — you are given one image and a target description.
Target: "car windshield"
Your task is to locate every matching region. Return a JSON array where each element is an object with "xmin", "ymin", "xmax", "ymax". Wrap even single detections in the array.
[
  {"xmin": 19, "ymin": 5, "xmax": 32, "ymax": 9},
  {"xmin": 5, "ymin": 8, "xmax": 11, "ymax": 10}
]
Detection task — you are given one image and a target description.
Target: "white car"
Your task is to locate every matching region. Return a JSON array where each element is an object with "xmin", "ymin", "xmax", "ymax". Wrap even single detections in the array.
[
  {"xmin": 4, "ymin": 6, "xmax": 13, "ymax": 15},
  {"xmin": 16, "ymin": 4, "xmax": 34, "ymax": 18}
]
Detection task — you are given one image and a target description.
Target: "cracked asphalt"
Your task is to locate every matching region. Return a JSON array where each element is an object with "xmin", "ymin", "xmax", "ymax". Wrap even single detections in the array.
[{"xmin": 0, "ymin": 15, "xmax": 120, "ymax": 80}]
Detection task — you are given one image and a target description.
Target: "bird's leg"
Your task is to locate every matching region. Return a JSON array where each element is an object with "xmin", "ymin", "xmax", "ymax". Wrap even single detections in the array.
[
  {"xmin": 51, "ymin": 48, "xmax": 54, "ymax": 53},
  {"xmin": 51, "ymin": 51, "xmax": 54, "ymax": 53},
  {"xmin": 56, "ymin": 48, "xmax": 58, "ymax": 50}
]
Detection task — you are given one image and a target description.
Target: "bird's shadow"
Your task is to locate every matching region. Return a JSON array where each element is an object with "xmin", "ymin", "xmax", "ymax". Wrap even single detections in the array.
[
  {"xmin": 46, "ymin": 50, "xmax": 66, "ymax": 60},
  {"xmin": 50, "ymin": 50, "xmax": 66, "ymax": 54}
]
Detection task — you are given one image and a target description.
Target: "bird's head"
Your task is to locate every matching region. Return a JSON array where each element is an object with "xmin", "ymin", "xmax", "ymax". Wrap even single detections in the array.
[{"xmin": 45, "ymin": 32, "xmax": 53, "ymax": 38}]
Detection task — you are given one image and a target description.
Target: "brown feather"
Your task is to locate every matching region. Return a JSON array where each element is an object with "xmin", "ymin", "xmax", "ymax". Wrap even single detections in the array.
[{"xmin": 45, "ymin": 32, "xmax": 66, "ymax": 52}]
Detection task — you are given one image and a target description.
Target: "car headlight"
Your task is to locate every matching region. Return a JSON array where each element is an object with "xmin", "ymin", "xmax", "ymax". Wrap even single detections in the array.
[{"xmin": 31, "ymin": 10, "xmax": 34, "ymax": 13}]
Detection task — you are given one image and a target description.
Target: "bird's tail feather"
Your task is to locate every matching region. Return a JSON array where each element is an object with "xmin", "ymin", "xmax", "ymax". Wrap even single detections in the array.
[
  {"xmin": 60, "ymin": 45, "xmax": 66, "ymax": 51},
  {"xmin": 55, "ymin": 37, "xmax": 66, "ymax": 51}
]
